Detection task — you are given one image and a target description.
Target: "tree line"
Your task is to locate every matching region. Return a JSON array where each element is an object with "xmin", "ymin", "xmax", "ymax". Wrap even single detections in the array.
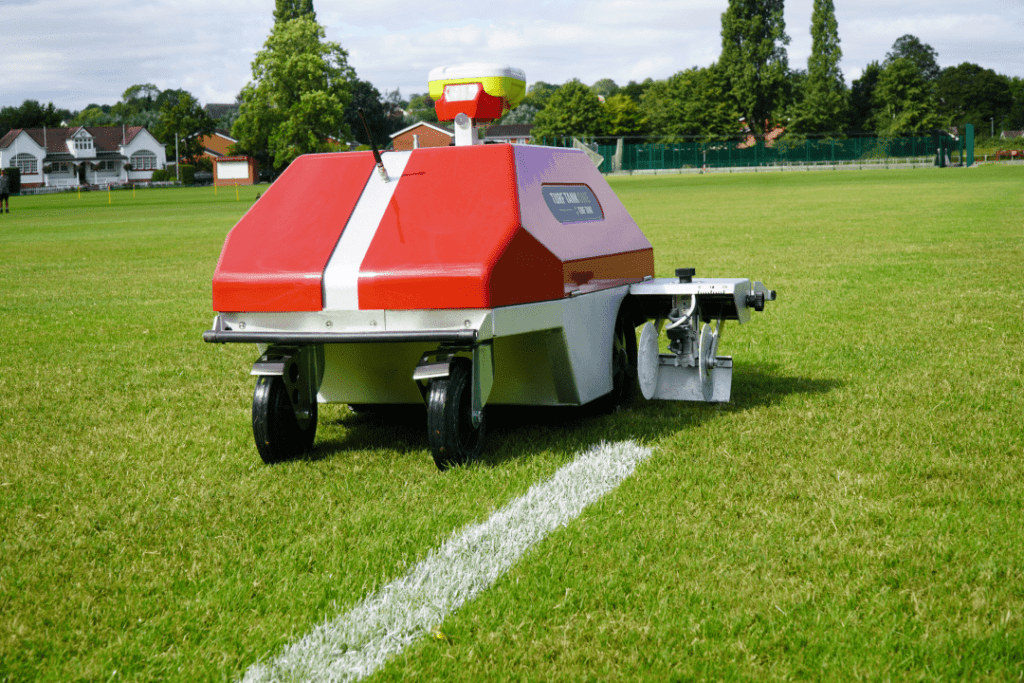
[
  {"xmin": 0, "ymin": 0, "xmax": 408, "ymax": 172},
  {"xmin": 497, "ymin": 0, "xmax": 1024, "ymax": 143},
  {"xmin": 0, "ymin": 85, "xmax": 229, "ymax": 170},
  {"xmin": 7, "ymin": 0, "xmax": 1022, "ymax": 172}
]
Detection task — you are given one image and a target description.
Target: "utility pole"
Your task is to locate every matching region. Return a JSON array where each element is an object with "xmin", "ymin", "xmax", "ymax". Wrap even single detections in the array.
[{"xmin": 175, "ymin": 134, "xmax": 180, "ymax": 181}]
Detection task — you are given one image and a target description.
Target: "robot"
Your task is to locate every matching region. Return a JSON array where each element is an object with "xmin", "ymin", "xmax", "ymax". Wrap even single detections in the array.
[{"xmin": 204, "ymin": 64, "xmax": 775, "ymax": 469}]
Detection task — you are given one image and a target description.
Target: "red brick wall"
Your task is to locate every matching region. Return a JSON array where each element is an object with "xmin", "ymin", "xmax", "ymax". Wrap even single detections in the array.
[
  {"xmin": 213, "ymin": 156, "xmax": 258, "ymax": 186},
  {"xmin": 199, "ymin": 134, "xmax": 236, "ymax": 158},
  {"xmin": 392, "ymin": 125, "xmax": 452, "ymax": 151}
]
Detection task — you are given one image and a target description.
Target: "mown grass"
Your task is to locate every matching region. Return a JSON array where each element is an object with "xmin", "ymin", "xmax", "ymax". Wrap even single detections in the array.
[{"xmin": 1, "ymin": 168, "xmax": 1022, "ymax": 682}]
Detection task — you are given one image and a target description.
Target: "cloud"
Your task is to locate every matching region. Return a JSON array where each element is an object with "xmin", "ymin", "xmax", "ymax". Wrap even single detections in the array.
[{"xmin": 2, "ymin": 0, "xmax": 1023, "ymax": 112}]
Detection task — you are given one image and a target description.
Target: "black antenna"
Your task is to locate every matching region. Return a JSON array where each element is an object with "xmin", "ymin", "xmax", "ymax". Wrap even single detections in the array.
[{"xmin": 358, "ymin": 108, "xmax": 389, "ymax": 183}]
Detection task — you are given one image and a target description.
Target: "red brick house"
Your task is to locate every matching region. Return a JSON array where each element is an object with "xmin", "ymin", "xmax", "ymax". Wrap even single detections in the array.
[
  {"xmin": 481, "ymin": 124, "xmax": 534, "ymax": 144},
  {"xmin": 195, "ymin": 129, "xmax": 238, "ymax": 158},
  {"xmin": 390, "ymin": 122, "xmax": 453, "ymax": 151}
]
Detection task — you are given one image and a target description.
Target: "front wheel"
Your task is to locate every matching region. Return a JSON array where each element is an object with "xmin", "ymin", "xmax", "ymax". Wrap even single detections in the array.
[
  {"xmin": 252, "ymin": 375, "xmax": 317, "ymax": 464},
  {"xmin": 426, "ymin": 358, "xmax": 484, "ymax": 470}
]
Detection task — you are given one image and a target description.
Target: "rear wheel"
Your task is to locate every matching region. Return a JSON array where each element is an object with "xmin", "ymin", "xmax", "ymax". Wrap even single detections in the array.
[
  {"xmin": 252, "ymin": 375, "xmax": 317, "ymax": 464},
  {"xmin": 426, "ymin": 358, "xmax": 484, "ymax": 470},
  {"xmin": 594, "ymin": 305, "xmax": 639, "ymax": 413}
]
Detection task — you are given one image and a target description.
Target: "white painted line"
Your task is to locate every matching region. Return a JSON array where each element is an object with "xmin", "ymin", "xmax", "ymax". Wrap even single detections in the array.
[
  {"xmin": 322, "ymin": 151, "xmax": 411, "ymax": 311},
  {"xmin": 242, "ymin": 440, "xmax": 653, "ymax": 683}
]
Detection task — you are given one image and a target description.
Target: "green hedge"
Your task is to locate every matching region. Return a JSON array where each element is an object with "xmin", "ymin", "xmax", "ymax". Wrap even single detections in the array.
[{"xmin": 3, "ymin": 167, "xmax": 21, "ymax": 194}]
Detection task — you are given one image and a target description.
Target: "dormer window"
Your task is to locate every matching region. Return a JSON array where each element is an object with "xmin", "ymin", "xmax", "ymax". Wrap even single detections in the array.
[{"xmin": 68, "ymin": 132, "xmax": 96, "ymax": 158}]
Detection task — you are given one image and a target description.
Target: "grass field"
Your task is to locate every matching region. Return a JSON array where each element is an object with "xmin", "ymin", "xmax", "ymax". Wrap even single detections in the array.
[{"xmin": 1, "ymin": 167, "xmax": 1022, "ymax": 682}]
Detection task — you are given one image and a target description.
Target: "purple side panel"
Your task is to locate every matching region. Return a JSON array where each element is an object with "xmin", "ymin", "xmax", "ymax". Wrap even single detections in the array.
[{"xmin": 512, "ymin": 145, "xmax": 653, "ymax": 262}]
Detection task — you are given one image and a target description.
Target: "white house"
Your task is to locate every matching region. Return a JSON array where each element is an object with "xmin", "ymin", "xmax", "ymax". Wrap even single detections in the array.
[{"xmin": 0, "ymin": 125, "xmax": 168, "ymax": 189}]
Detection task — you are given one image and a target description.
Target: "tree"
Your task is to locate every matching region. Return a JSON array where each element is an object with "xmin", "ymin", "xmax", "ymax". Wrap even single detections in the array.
[
  {"xmin": 155, "ymin": 88, "xmax": 191, "ymax": 112},
  {"xmin": 590, "ymin": 78, "xmax": 620, "ymax": 100},
  {"xmin": 69, "ymin": 106, "xmax": 114, "ymax": 128},
  {"xmin": 849, "ymin": 61, "xmax": 882, "ymax": 133},
  {"xmin": 531, "ymin": 79, "xmax": 609, "ymax": 140},
  {"xmin": 0, "ymin": 100, "xmax": 70, "ymax": 130},
  {"xmin": 344, "ymin": 79, "xmax": 401, "ymax": 148},
  {"xmin": 1008, "ymin": 77, "xmax": 1024, "ymax": 131},
  {"xmin": 719, "ymin": 0, "xmax": 790, "ymax": 136},
  {"xmin": 602, "ymin": 94, "xmax": 645, "ymax": 136},
  {"xmin": 274, "ymin": 0, "xmax": 315, "ymax": 23},
  {"xmin": 621, "ymin": 79, "xmax": 655, "ymax": 104},
  {"xmin": 641, "ymin": 65, "xmax": 737, "ymax": 140},
  {"xmin": 158, "ymin": 91, "xmax": 216, "ymax": 161},
  {"xmin": 499, "ymin": 81, "xmax": 559, "ymax": 125},
  {"xmin": 936, "ymin": 63, "xmax": 1012, "ymax": 136},
  {"xmin": 381, "ymin": 89, "xmax": 407, "ymax": 131},
  {"xmin": 525, "ymin": 82, "xmax": 559, "ymax": 109},
  {"xmin": 499, "ymin": 102, "xmax": 539, "ymax": 125},
  {"xmin": 110, "ymin": 84, "xmax": 162, "ymax": 124},
  {"xmin": 789, "ymin": 0, "xmax": 847, "ymax": 134},
  {"xmin": 232, "ymin": 15, "xmax": 354, "ymax": 169},
  {"xmin": 785, "ymin": 68, "xmax": 808, "ymax": 113},
  {"xmin": 872, "ymin": 57, "xmax": 941, "ymax": 134},
  {"xmin": 120, "ymin": 84, "xmax": 160, "ymax": 111},
  {"xmin": 404, "ymin": 94, "xmax": 438, "ymax": 124},
  {"xmin": 884, "ymin": 35, "xmax": 940, "ymax": 85}
]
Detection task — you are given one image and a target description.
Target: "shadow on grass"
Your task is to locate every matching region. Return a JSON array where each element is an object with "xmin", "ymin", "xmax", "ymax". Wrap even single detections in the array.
[
  {"xmin": 302, "ymin": 363, "xmax": 840, "ymax": 468},
  {"xmin": 297, "ymin": 405, "xmax": 429, "ymax": 465}
]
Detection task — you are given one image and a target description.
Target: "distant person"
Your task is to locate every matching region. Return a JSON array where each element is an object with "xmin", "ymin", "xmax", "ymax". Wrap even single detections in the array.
[{"xmin": 0, "ymin": 169, "xmax": 9, "ymax": 213}]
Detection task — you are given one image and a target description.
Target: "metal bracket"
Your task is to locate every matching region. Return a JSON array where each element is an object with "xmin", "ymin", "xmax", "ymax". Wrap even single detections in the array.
[
  {"xmin": 412, "ymin": 351, "xmax": 456, "ymax": 383},
  {"xmin": 411, "ymin": 342, "xmax": 494, "ymax": 427},
  {"xmin": 472, "ymin": 342, "xmax": 494, "ymax": 427},
  {"xmin": 251, "ymin": 344, "xmax": 325, "ymax": 428}
]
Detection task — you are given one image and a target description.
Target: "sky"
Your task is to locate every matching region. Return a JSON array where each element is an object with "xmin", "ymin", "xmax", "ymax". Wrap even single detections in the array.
[{"xmin": 3, "ymin": 0, "xmax": 1023, "ymax": 113}]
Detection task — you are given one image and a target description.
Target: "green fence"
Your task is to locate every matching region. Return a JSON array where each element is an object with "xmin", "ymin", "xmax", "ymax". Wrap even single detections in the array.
[{"xmin": 538, "ymin": 134, "xmax": 963, "ymax": 173}]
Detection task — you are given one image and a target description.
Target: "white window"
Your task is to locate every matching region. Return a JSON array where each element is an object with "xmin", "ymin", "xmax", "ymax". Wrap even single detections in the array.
[
  {"xmin": 130, "ymin": 150, "xmax": 157, "ymax": 171},
  {"xmin": 49, "ymin": 162, "xmax": 71, "ymax": 174},
  {"xmin": 13, "ymin": 153, "xmax": 38, "ymax": 175},
  {"xmin": 95, "ymin": 160, "xmax": 117, "ymax": 172}
]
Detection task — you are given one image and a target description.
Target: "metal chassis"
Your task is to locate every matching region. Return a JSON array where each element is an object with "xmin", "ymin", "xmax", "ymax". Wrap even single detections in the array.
[{"xmin": 202, "ymin": 276, "xmax": 775, "ymax": 425}]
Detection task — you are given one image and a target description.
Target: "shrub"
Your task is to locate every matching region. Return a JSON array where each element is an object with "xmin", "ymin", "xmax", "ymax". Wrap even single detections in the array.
[
  {"xmin": 3, "ymin": 167, "xmax": 21, "ymax": 193},
  {"xmin": 179, "ymin": 164, "xmax": 196, "ymax": 185},
  {"xmin": 151, "ymin": 169, "xmax": 169, "ymax": 182},
  {"xmin": 192, "ymin": 157, "xmax": 213, "ymax": 173}
]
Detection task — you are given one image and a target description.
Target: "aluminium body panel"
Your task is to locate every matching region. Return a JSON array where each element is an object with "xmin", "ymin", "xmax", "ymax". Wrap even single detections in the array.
[{"xmin": 213, "ymin": 285, "xmax": 628, "ymax": 407}]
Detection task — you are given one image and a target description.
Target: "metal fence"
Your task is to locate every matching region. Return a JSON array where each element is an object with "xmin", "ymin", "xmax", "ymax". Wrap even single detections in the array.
[{"xmin": 538, "ymin": 134, "xmax": 961, "ymax": 173}]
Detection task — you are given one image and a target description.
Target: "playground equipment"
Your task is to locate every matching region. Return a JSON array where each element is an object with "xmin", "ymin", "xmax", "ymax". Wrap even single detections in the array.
[{"xmin": 203, "ymin": 64, "xmax": 776, "ymax": 469}]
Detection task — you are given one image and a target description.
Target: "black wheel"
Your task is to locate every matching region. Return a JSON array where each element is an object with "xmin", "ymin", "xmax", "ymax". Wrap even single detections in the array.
[
  {"xmin": 594, "ymin": 305, "xmax": 639, "ymax": 414},
  {"xmin": 426, "ymin": 358, "xmax": 484, "ymax": 470},
  {"xmin": 252, "ymin": 375, "xmax": 317, "ymax": 464}
]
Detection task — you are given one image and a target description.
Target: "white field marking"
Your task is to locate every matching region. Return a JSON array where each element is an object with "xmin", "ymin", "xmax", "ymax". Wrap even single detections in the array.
[
  {"xmin": 242, "ymin": 440, "xmax": 653, "ymax": 683},
  {"xmin": 322, "ymin": 151, "xmax": 411, "ymax": 311}
]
